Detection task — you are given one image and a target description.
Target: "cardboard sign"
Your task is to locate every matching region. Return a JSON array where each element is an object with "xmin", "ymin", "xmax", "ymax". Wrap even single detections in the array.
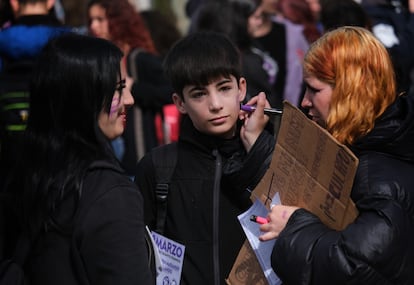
[
  {"xmin": 226, "ymin": 102, "xmax": 359, "ymax": 285},
  {"xmin": 226, "ymin": 240, "xmax": 268, "ymax": 285}
]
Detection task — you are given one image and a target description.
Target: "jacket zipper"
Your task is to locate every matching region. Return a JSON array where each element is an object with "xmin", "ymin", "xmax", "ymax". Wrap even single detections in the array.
[{"xmin": 212, "ymin": 149, "xmax": 222, "ymax": 285}]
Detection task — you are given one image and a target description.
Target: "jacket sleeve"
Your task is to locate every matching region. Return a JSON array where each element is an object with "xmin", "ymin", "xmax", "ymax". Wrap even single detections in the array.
[
  {"xmin": 221, "ymin": 129, "xmax": 275, "ymax": 206},
  {"xmin": 77, "ymin": 181, "xmax": 154, "ymax": 285},
  {"xmin": 271, "ymin": 181, "xmax": 413, "ymax": 284}
]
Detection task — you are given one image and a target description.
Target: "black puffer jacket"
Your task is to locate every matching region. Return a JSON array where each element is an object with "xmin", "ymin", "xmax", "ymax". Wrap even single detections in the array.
[
  {"xmin": 271, "ymin": 94, "xmax": 414, "ymax": 284},
  {"xmin": 136, "ymin": 115, "xmax": 275, "ymax": 285}
]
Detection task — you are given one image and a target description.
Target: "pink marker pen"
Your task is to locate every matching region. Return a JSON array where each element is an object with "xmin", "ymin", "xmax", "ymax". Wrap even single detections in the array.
[{"xmin": 250, "ymin": 215, "xmax": 269, "ymax": 225}]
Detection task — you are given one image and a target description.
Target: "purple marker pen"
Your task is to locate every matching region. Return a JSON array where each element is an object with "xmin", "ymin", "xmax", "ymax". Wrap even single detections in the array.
[{"xmin": 241, "ymin": 104, "xmax": 282, "ymax": 115}]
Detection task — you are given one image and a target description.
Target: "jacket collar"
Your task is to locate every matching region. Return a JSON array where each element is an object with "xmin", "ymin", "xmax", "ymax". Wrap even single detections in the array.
[{"xmin": 351, "ymin": 94, "xmax": 414, "ymax": 162}]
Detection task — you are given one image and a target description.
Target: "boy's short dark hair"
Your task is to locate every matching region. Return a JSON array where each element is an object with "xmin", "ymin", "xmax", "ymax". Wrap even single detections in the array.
[{"xmin": 163, "ymin": 31, "xmax": 242, "ymax": 98}]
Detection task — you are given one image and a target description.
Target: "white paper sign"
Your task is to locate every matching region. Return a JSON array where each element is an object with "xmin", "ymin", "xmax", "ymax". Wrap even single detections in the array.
[
  {"xmin": 238, "ymin": 193, "xmax": 282, "ymax": 285},
  {"xmin": 151, "ymin": 231, "xmax": 185, "ymax": 285}
]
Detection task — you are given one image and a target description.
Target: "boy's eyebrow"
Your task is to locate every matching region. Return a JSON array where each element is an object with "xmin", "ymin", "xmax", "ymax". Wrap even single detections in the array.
[
  {"xmin": 187, "ymin": 85, "xmax": 205, "ymax": 93},
  {"xmin": 216, "ymin": 78, "xmax": 232, "ymax": 86},
  {"xmin": 187, "ymin": 77, "xmax": 233, "ymax": 92}
]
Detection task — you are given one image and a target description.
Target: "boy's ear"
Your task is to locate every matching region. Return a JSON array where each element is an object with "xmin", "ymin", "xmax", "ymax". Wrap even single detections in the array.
[
  {"xmin": 172, "ymin": 93, "xmax": 187, "ymax": 114},
  {"xmin": 238, "ymin": 77, "xmax": 247, "ymax": 102}
]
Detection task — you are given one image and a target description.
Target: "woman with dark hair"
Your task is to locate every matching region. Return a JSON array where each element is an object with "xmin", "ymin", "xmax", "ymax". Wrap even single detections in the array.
[
  {"xmin": 88, "ymin": 0, "xmax": 174, "ymax": 177},
  {"xmin": 2, "ymin": 33, "xmax": 154, "ymax": 284}
]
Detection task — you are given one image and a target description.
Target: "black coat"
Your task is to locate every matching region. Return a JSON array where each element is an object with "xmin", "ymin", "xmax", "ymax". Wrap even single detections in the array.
[
  {"xmin": 271, "ymin": 94, "xmax": 414, "ymax": 284},
  {"xmin": 26, "ymin": 161, "xmax": 154, "ymax": 285},
  {"xmin": 136, "ymin": 116, "xmax": 275, "ymax": 285}
]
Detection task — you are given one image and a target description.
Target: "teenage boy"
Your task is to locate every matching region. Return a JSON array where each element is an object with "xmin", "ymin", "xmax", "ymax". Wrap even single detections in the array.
[{"xmin": 134, "ymin": 32, "xmax": 275, "ymax": 285}]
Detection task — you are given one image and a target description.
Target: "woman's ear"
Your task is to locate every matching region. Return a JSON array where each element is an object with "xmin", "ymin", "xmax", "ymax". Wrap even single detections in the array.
[
  {"xmin": 172, "ymin": 93, "xmax": 187, "ymax": 114},
  {"xmin": 238, "ymin": 77, "xmax": 247, "ymax": 102}
]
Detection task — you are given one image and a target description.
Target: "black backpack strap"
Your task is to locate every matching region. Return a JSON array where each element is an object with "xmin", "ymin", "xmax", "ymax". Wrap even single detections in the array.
[{"xmin": 151, "ymin": 143, "xmax": 177, "ymax": 234}]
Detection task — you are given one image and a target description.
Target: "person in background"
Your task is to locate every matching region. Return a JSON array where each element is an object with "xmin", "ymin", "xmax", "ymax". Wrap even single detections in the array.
[
  {"xmin": 1, "ymin": 33, "xmax": 154, "ymax": 284},
  {"xmin": 87, "ymin": 0, "xmax": 174, "ymax": 177},
  {"xmin": 185, "ymin": 0, "xmax": 206, "ymax": 19},
  {"xmin": 192, "ymin": 0, "xmax": 279, "ymax": 107},
  {"xmin": 260, "ymin": 26, "xmax": 414, "ymax": 284},
  {"xmin": 140, "ymin": 9, "xmax": 184, "ymax": 146},
  {"xmin": 360, "ymin": 0, "xmax": 414, "ymax": 94},
  {"xmin": 305, "ymin": 0, "xmax": 322, "ymax": 25},
  {"xmin": 276, "ymin": 0, "xmax": 322, "ymax": 43},
  {"xmin": 249, "ymin": 0, "xmax": 309, "ymax": 108},
  {"xmin": 320, "ymin": 0, "xmax": 372, "ymax": 32},
  {"xmin": 185, "ymin": 0, "xmax": 220, "ymax": 33},
  {"xmin": 135, "ymin": 31, "xmax": 275, "ymax": 285},
  {"xmin": 0, "ymin": 0, "xmax": 70, "ymax": 69},
  {"xmin": 140, "ymin": 9, "xmax": 182, "ymax": 59},
  {"xmin": 0, "ymin": 0, "xmax": 71, "ymax": 190}
]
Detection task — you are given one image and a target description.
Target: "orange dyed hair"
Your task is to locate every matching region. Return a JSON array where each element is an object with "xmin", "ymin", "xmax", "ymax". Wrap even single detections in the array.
[{"xmin": 303, "ymin": 26, "xmax": 397, "ymax": 145}]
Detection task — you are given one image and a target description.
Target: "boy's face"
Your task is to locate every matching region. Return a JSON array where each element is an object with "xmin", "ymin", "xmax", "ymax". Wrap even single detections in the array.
[{"xmin": 173, "ymin": 75, "xmax": 246, "ymax": 139}]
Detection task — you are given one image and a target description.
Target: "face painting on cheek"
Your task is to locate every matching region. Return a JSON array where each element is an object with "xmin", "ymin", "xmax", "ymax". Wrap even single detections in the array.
[{"xmin": 109, "ymin": 95, "xmax": 121, "ymax": 117}]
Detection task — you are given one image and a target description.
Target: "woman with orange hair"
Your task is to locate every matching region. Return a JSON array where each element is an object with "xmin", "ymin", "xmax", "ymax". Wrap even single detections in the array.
[
  {"xmin": 260, "ymin": 26, "xmax": 414, "ymax": 284},
  {"xmin": 87, "ymin": 0, "xmax": 174, "ymax": 177}
]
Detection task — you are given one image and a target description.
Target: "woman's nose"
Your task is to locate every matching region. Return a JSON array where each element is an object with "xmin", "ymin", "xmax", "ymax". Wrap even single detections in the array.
[
  {"xmin": 301, "ymin": 92, "xmax": 312, "ymax": 109},
  {"xmin": 123, "ymin": 89, "xmax": 134, "ymax": 107}
]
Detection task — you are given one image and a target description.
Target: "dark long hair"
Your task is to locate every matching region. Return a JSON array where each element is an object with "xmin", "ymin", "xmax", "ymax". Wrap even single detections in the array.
[{"xmin": 6, "ymin": 33, "xmax": 123, "ymax": 237}]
